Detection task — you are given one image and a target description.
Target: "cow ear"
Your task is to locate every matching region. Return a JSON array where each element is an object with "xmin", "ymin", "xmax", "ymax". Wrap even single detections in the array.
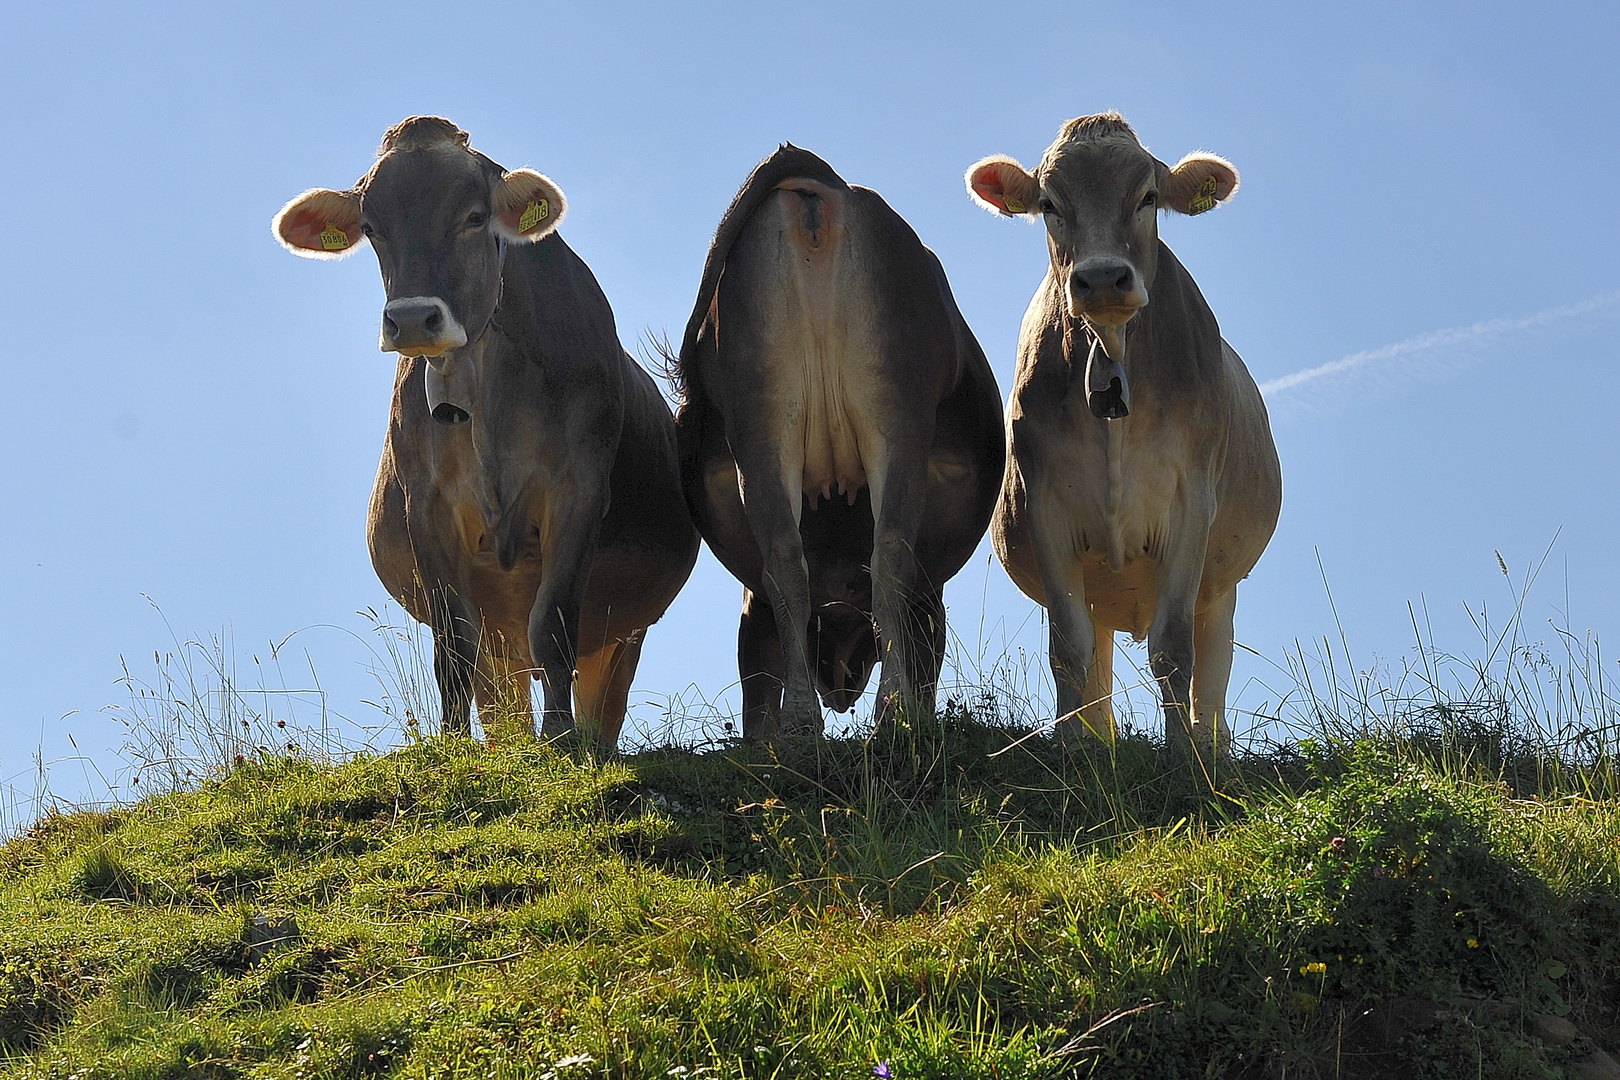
[
  {"xmin": 1162, "ymin": 153, "xmax": 1239, "ymax": 216},
  {"xmin": 273, "ymin": 188, "xmax": 364, "ymax": 259},
  {"xmin": 494, "ymin": 169, "xmax": 566, "ymax": 242},
  {"xmin": 965, "ymin": 155, "xmax": 1040, "ymax": 217}
]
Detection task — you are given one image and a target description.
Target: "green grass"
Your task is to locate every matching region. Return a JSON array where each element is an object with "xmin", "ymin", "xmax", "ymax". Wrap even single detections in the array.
[{"xmin": 2, "ymin": 696, "xmax": 1617, "ymax": 1079}]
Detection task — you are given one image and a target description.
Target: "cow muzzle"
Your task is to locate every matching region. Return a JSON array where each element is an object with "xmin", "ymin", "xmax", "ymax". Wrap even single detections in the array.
[
  {"xmin": 381, "ymin": 296, "xmax": 468, "ymax": 358},
  {"xmin": 1066, "ymin": 258, "xmax": 1148, "ymax": 325}
]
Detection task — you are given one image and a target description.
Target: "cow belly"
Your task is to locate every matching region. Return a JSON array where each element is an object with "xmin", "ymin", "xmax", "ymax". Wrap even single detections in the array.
[
  {"xmin": 1055, "ymin": 493, "xmax": 1162, "ymax": 638},
  {"xmin": 367, "ymin": 457, "xmax": 428, "ymax": 623},
  {"xmin": 580, "ymin": 542, "xmax": 691, "ymax": 645},
  {"xmin": 997, "ymin": 502, "xmax": 1159, "ymax": 639},
  {"xmin": 465, "ymin": 563, "xmax": 545, "ymax": 664},
  {"xmin": 1082, "ymin": 556, "xmax": 1158, "ymax": 639},
  {"xmin": 1015, "ymin": 437, "xmax": 1186, "ymax": 639}
]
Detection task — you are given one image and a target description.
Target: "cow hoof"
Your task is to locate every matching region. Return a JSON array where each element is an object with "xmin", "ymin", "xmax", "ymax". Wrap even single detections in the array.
[
  {"xmin": 1164, "ymin": 737, "xmax": 1232, "ymax": 775},
  {"xmin": 779, "ymin": 688, "xmax": 824, "ymax": 736}
]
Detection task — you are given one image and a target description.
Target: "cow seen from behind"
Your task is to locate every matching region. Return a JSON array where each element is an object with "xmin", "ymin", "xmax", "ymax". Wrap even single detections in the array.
[{"xmin": 673, "ymin": 145, "xmax": 1004, "ymax": 738}]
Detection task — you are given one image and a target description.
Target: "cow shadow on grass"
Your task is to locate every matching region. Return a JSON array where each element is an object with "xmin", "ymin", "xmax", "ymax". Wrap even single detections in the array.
[{"xmin": 608, "ymin": 698, "xmax": 1232, "ymax": 914}]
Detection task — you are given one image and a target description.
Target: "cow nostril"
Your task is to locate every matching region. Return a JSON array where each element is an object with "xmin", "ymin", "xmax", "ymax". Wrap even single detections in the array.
[
  {"xmin": 424, "ymin": 308, "xmax": 443, "ymax": 333},
  {"xmin": 1115, "ymin": 269, "xmax": 1134, "ymax": 292},
  {"xmin": 383, "ymin": 316, "xmax": 399, "ymax": 339}
]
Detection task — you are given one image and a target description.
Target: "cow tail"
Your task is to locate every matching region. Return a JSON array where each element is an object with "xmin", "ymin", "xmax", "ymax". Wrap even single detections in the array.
[{"xmin": 673, "ymin": 144, "xmax": 849, "ymax": 414}]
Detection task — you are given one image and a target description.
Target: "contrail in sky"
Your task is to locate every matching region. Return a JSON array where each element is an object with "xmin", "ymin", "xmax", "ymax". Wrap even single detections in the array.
[{"xmin": 1259, "ymin": 290, "xmax": 1620, "ymax": 399}]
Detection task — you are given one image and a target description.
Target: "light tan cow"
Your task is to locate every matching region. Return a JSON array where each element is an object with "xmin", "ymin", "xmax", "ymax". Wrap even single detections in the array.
[{"xmin": 966, "ymin": 113, "xmax": 1281, "ymax": 762}]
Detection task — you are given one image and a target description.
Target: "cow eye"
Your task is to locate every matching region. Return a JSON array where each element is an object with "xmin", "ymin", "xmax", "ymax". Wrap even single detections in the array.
[
  {"xmin": 1139, "ymin": 190, "xmax": 1158, "ymax": 210},
  {"xmin": 464, "ymin": 211, "xmax": 488, "ymax": 230},
  {"xmin": 1038, "ymin": 198, "xmax": 1057, "ymax": 217},
  {"xmin": 360, "ymin": 223, "xmax": 375, "ymax": 238}
]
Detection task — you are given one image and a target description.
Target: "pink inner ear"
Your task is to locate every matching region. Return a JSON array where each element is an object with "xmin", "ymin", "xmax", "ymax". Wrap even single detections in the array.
[
  {"xmin": 970, "ymin": 164, "xmax": 1011, "ymax": 208},
  {"xmin": 282, "ymin": 209, "xmax": 328, "ymax": 249},
  {"xmin": 282, "ymin": 204, "xmax": 358, "ymax": 251},
  {"xmin": 497, "ymin": 199, "xmax": 529, "ymax": 232}
]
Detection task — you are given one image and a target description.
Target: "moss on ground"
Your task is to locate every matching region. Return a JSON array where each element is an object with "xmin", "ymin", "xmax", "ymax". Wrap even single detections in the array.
[{"xmin": 1, "ymin": 703, "xmax": 1616, "ymax": 1078}]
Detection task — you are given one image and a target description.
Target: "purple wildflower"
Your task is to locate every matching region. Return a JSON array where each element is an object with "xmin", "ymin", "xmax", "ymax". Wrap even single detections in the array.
[{"xmin": 874, "ymin": 1063, "xmax": 892, "ymax": 1079}]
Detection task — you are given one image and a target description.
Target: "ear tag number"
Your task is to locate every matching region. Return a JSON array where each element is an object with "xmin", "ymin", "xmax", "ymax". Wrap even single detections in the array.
[
  {"xmin": 518, "ymin": 199, "xmax": 549, "ymax": 232},
  {"xmin": 319, "ymin": 223, "xmax": 350, "ymax": 250},
  {"xmin": 1188, "ymin": 176, "xmax": 1218, "ymax": 215},
  {"xmin": 1002, "ymin": 195, "xmax": 1027, "ymax": 214}
]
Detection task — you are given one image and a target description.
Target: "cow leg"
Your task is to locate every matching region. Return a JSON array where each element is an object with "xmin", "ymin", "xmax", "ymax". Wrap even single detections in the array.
[
  {"xmin": 1149, "ymin": 522, "xmax": 1211, "ymax": 766},
  {"xmin": 474, "ymin": 633, "xmax": 533, "ymax": 743},
  {"xmin": 527, "ymin": 517, "xmax": 602, "ymax": 738},
  {"xmin": 529, "ymin": 585, "xmax": 586, "ymax": 738},
  {"xmin": 738, "ymin": 587, "xmax": 785, "ymax": 741},
  {"xmin": 401, "ymin": 492, "xmax": 480, "ymax": 737},
  {"xmin": 428, "ymin": 586, "xmax": 478, "ymax": 737},
  {"xmin": 913, "ymin": 586, "xmax": 948, "ymax": 711},
  {"xmin": 1028, "ymin": 490, "xmax": 1099, "ymax": 741},
  {"xmin": 733, "ymin": 463, "xmax": 820, "ymax": 735},
  {"xmin": 573, "ymin": 631, "xmax": 644, "ymax": 754},
  {"xmin": 597, "ymin": 632, "xmax": 645, "ymax": 751},
  {"xmin": 868, "ymin": 459, "xmax": 932, "ymax": 725},
  {"xmin": 1080, "ymin": 629, "xmax": 1118, "ymax": 743},
  {"xmin": 1190, "ymin": 586, "xmax": 1238, "ymax": 762}
]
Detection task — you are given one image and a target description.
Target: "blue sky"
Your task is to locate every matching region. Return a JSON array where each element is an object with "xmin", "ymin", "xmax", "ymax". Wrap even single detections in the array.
[{"xmin": 4, "ymin": 1, "xmax": 1617, "ymax": 809}]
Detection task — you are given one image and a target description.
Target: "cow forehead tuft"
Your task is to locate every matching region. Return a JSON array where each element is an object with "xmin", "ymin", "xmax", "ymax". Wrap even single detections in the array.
[
  {"xmin": 1055, "ymin": 111, "xmax": 1136, "ymax": 145},
  {"xmin": 378, "ymin": 116, "xmax": 469, "ymax": 157},
  {"xmin": 1040, "ymin": 114, "xmax": 1150, "ymax": 179}
]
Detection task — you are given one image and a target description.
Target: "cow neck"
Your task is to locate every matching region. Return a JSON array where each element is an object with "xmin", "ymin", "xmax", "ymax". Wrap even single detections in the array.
[
  {"xmin": 1059, "ymin": 306, "xmax": 1135, "ymax": 368},
  {"xmin": 1059, "ymin": 313, "xmax": 1134, "ymax": 409},
  {"xmin": 482, "ymin": 234, "xmax": 508, "ymax": 343},
  {"xmin": 441, "ymin": 330, "xmax": 505, "ymax": 546},
  {"xmin": 1064, "ymin": 312, "xmax": 1132, "ymax": 573},
  {"xmin": 424, "ymin": 244, "xmax": 507, "ymax": 429},
  {"xmin": 459, "ymin": 235, "xmax": 510, "ymax": 359}
]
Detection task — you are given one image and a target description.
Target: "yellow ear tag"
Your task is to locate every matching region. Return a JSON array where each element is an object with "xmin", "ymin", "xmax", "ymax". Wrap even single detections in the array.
[
  {"xmin": 1002, "ymin": 195, "xmax": 1027, "ymax": 214},
  {"xmin": 1188, "ymin": 176, "xmax": 1219, "ymax": 215},
  {"xmin": 319, "ymin": 223, "xmax": 350, "ymax": 251},
  {"xmin": 518, "ymin": 198, "xmax": 549, "ymax": 233}
]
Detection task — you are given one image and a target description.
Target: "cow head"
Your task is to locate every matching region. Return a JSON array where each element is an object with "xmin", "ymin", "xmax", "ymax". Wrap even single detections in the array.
[
  {"xmin": 813, "ymin": 606, "xmax": 878, "ymax": 713},
  {"xmin": 274, "ymin": 116, "xmax": 566, "ymax": 365},
  {"xmin": 966, "ymin": 111, "xmax": 1237, "ymax": 333}
]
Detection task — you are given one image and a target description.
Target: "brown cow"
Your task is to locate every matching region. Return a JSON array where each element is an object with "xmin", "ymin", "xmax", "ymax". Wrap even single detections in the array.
[
  {"xmin": 274, "ymin": 117, "xmax": 698, "ymax": 751},
  {"xmin": 965, "ymin": 113, "xmax": 1281, "ymax": 762},
  {"xmin": 672, "ymin": 145, "xmax": 1004, "ymax": 737}
]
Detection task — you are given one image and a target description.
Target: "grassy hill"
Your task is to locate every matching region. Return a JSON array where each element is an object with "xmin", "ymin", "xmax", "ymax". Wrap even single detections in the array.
[{"xmin": 2, "ymin": 700, "xmax": 1618, "ymax": 1078}]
